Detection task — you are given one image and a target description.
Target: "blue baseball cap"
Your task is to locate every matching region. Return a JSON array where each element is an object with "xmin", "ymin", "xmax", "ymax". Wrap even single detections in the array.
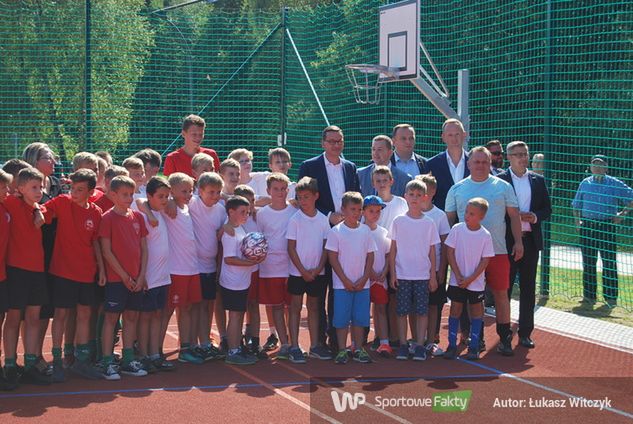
[{"xmin": 363, "ymin": 195, "xmax": 386, "ymax": 209}]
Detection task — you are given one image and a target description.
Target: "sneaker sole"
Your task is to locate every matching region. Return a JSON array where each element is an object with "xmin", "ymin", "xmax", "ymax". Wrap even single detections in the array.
[
  {"xmin": 120, "ymin": 371, "xmax": 148, "ymax": 377},
  {"xmin": 308, "ymin": 353, "xmax": 332, "ymax": 360},
  {"xmin": 102, "ymin": 374, "xmax": 121, "ymax": 381},
  {"xmin": 224, "ymin": 360, "xmax": 256, "ymax": 365},
  {"xmin": 395, "ymin": 356, "xmax": 408, "ymax": 360},
  {"xmin": 178, "ymin": 358, "xmax": 204, "ymax": 364},
  {"xmin": 412, "ymin": 356, "xmax": 427, "ymax": 361},
  {"xmin": 289, "ymin": 358, "xmax": 307, "ymax": 364}
]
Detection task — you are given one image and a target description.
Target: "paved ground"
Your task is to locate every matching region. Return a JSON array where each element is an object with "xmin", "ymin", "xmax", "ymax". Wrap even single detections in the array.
[{"xmin": 547, "ymin": 244, "xmax": 633, "ymax": 276}]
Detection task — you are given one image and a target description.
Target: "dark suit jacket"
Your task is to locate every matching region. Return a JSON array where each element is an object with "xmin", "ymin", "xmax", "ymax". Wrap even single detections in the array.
[
  {"xmin": 426, "ymin": 150, "xmax": 470, "ymax": 211},
  {"xmin": 298, "ymin": 154, "xmax": 360, "ymax": 215},
  {"xmin": 497, "ymin": 169, "xmax": 552, "ymax": 251},
  {"xmin": 389, "ymin": 152, "xmax": 427, "ymax": 176},
  {"xmin": 357, "ymin": 163, "xmax": 412, "ymax": 198}
]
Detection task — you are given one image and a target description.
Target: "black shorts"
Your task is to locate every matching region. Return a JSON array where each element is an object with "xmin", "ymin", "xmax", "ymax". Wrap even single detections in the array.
[
  {"xmin": 94, "ymin": 284, "xmax": 106, "ymax": 305},
  {"xmin": 220, "ymin": 286, "xmax": 249, "ymax": 312},
  {"xmin": 287, "ymin": 275, "xmax": 328, "ymax": 298},
  {"xmin": 200, "ymin": 272, "xmax": 218, "ymax": 301},
  {"xmin": 39, "ymin": 273, "xmax": 56, "ymax": 319},
  {"xmin": 447, "ymin": 285, "xmax": 485, "ymax": 305},
  {"xmin": 104, "ymin": 282, "xmax": 143, "ymax": 313},
  {"xmin": 53, "ymin": 276, "xmax": 96, "ymax": 308},
  {"xmin": 7, "ymin": 267, "xmax": 48, "ymax": 310},
  {"xmin": 429, "ymin": 281, "xmax": 448, "ymax": 306},
  {"xmin": 140, "ymin": 286, "xmax": 168, "ymax": 312},
  {"xmin": 0, "ymin": 281, "xmax": 8, "ymax": 314}
]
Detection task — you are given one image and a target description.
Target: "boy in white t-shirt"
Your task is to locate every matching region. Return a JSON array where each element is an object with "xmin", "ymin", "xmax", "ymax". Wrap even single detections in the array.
[
  {"xmin": 325, "ymin": 192, "xmax": 376, "ymax": 365},
  {"xmin": 286, "ymin": 177, "xmax": 330, "ymax": 363},
  {"xmin": 443, "ymin": 197, "xmax": 495, "ymax": 361},
  {"xmin": 138, "ymin": 177, "xmax": 175, "ymax": 372},
  {"xmin": 388, "ymin": 179, "xmax": 440, "ymax": 362},
  {"xmin": 372, "ymin": 166, "xmax": 408, "ymax": 229},
  {"xmin": 220, "ymin": 196, "xmax": 264, "ymax": 365},
  {"xmin": 228, "ymin": 149, "xmax": 271, "ymax": 206},
  {"xmin": 191, "ymin": 153, "xmax": 215, "ymax": 194},
  {"xmin": 219, "ymin": 159, "xmax": 241, "ymax": 198},
  {"xmin": 417, "ymin": 174, "xmax": 451, "ymax": 357},
  {"xmin": 189, "ymin": 172, "xmax": 226, "ymax": 361},
  {"xmin": 362, "ymin": 195, "xmax": 392, "ymax": 357},
  {"xmin": 122, "ymin": 157, "xmax": 147, "ymax": 205},
  {"xmin": 256, "ymin": 173, "xmax": 297, "ymax": 361}
]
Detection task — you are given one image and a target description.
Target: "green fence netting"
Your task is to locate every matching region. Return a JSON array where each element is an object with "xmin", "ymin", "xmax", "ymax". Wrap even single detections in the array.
[{"xmin": 1, "ymin": 0, "xmax": 632, "ymax": 311}]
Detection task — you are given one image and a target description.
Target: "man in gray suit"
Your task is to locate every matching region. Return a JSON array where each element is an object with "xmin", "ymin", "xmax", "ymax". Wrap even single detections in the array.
[{"xmin": 358, "ymin": 135, "xmax": 412, "ymax": 197}]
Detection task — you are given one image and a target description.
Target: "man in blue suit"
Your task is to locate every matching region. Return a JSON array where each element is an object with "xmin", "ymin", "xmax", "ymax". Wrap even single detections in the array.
[
  {"xmin": 390, "ymin": 124, "xmax": 427, "ymax": 177},
  {"xmin": 298, "ymin": 125, "xmax": 360, "ymax": 352},
  {"xmin": 357, "ymin": 135, "xmax": 412, "ymax": 197},
  {"xmin": 426, "ymin": 118, "xmax": 470, "ymax": 211}
]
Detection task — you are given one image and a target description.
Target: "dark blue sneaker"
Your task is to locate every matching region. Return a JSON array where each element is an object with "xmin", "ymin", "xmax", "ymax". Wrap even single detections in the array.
[{"xmin": 396, "ymin": 345, "xmax": 409, "ymax": 360}]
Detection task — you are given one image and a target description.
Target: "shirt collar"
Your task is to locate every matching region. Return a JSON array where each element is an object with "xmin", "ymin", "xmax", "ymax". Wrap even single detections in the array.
[
  {"xmin": 394, "ymin": 151, "xmax": 414, "ymax": 163},
  {"xmin": 323, "ymin": 153, "xmax": 341, "ymax": 167},
  {"xmin": 509, "ymin": 167, "xmax": 529, "ymax": 179}
]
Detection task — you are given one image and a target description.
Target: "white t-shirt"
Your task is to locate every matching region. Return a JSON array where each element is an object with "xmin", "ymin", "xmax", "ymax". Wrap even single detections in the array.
[
  {"xmin": 220, "ymin": 225, "xmax": 254, "ymax": 291},
  {"xmin": 141, "ymin": 212, "xmax": 170, "ymax": 289},
  {"xmin": 244, "ymin": 215, "xmax": 258, "ymax": 233},
  {"xmin": 162, "ymin": 204, "xmax": 198, "ymax": 276},
  {"xmin": 389, "ymin": 214, "xmax": 440, "ymax": 280},
  {"xmin": 256, "ymin": 204, "xmax": 297, "ymax": 278},
  {"xmin": 369, "ymin": 225, "xmax": 391, "ymax": 289},
  {"xmin": 286, "ymin": 209, "xmax": 330, "ymax": 277},
  {"xmin": 189, "ymin": 195, "xmax": 227, "ymax": 273},
  {"xmin": 325, "ymin": 222, "xmax": 377, "ymax": 290},
  {"xmin": 445, "ymin": 223, "xmax": 495, "ymax": 292},
  {"xmin": 423, "ymin": 206, "xmax": 451, "ymax": 272},
  {"xmin": 377, "ymin": 195, "xmax": 408, "ymax": 229},
  {"xmin": 247, "ymin": 172, "xmax": 269, "ymax": 198}
]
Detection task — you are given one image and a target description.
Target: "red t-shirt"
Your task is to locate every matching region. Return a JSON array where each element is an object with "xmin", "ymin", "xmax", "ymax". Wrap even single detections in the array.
[
  {"xmin": 89, "ymin": 188, "xmax": 104, "ymax": 204},
  {"xmin": 94, "ymin": 191, "xmax": 114, "ymax": 214},
  {"xmin": 0, "ymin": 203, "xmax": 10, "ymax": 281},
  {"xmin": 98, "ymin": 209, "xmax": 148, "ymax": 282},
  {"xmin": 44, "ymin": 195, "xmax": 103, "ymax": 283},
  {"xmin": 163, "ymin": 147, "xmax": 221, "ymax": 177},
  {"xmin": 3, "ymin": 195, "xmax": 45, "ymax": 272}
]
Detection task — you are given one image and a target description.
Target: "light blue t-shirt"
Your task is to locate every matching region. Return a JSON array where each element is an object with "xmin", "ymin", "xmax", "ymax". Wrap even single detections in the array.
[
  {"xmin": 445, "ymin": 176, "xmax": 519, "ymax": 254},
  {"xmin": 571, "ymin": 175, "xmax": 633, "ymax": 220}
]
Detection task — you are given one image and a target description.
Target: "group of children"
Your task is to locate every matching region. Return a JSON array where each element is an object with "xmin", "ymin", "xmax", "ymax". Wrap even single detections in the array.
[{"xmin": 0, "ymin": 115, "xmax": 499, "ymax": 390}]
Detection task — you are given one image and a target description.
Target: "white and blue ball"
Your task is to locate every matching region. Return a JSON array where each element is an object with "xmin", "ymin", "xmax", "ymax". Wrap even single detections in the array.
[{"xmin": 240, "ymin": 232, "xmax": 268, "ymax": 261}]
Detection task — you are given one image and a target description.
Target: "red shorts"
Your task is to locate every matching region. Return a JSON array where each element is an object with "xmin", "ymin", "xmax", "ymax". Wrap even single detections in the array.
[
  {"xmin": 370, "ymin": 284, "xmax": 389, "ymax": 305},
  {"xmin": 485, "ymin": 254, "xmax": 510, "ymax": 291},
  {"xmin": 247, "ymin": 271, "xmax": 259, "ymax": 302},
  {"xmin": 169, "ymin": 274, "xmax": 202, "ymax": 307},
  {"xmin": 258, "ymin": 277, "xmax": 289, "ymax": 306}
]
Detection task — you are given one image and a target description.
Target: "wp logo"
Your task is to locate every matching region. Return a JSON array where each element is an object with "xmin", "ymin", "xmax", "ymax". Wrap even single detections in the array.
[{"xmin": 330, "ymin": 391, "xmax": 366, "ymax": 412}]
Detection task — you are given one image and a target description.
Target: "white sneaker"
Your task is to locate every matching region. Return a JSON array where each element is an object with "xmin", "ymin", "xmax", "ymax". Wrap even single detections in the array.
[
  {"xmin": 425, "ymin": 343, "xmax": 445, "ymax": 357},
  {"xmin": 120, "ymin": 360, "xmax": 148, "ymax": 377},
  {"xmin": 100, "ymin": 363, "xmax": 121, "ymax": 381}
]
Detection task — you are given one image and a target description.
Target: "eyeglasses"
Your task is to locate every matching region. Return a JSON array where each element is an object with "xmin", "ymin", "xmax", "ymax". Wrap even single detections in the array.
[
  {"xmin": 508, "ymin": 152, "xmax": 528, "ymax": 158},
  {"xmin": 238, "ymin": 159, "xmax": 252, "ymax": 165},
  {"xmin": 324, "ymin": 139, "xmax": 344, "ymax": 145},
  {"xmin": 490, "ymin": 151, "xmax": 504, "ymax": 156}
]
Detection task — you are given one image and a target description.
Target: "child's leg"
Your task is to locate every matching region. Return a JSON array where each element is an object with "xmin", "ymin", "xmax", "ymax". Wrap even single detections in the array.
[
  {"xmin": 448, "ymin": 302, "xmax": 463, "ymax": 348},
  {"xmin": 247, "ymin": 299, "xmax": 260, "ymax": 342},
  {"xmin": 24, "ymin": 306, "xmax": 42, "ymax": 362},
  {"xmin": 468, "ymin": 301, "xmax": 484, "ymax": 352},
  {"xmin": 415, "ymin": 314, "xmax": 428, "ymax": 346},
  {"xmin": 101, "ymin": 312, "xmax": 120, "ymax": 361},
  {"xmin": 289, "ymin": 294, "xmax": 303, "ymax": 348},
  {"xmin": 427, "ymin": 303, "xmax": 438, "ymax": 344},
  {"xmin": 397, "ymin": 315, "xmax": 409, "ymax": 345},
  {"xmin": 121, "ymin": 310, "xmax": 140, "ymax": 365},
  {"xmin": 387, "ymin": 293, "xmax": 398, "ymax": 343},
  {"xmin": 227, "ymin": 311, "xmax": 245, "ymax": 350},
  {"xmin": 207, "ymin": 299, "xmax": 215, "ymax": 343},
  {"xmin": 214, "ymin": 294, "xmax": 227, "ymax": 339},
  {"xmin": 351, "ymin": 326, "xmax": 365, "ymax": 350},
  {"xmin": 408, "ymin": 313, "xmax": 416, "ymax": 341},
  {"xmin": 160, "ymin": 306, "xmax": 175, "ymax": 354},
  {"xmin": 74, "ymin": 304, "xmax": 92, "ymax": 363},
  {"xmin": 64, "ymin": 309, "xmax": 77, "ymax": 353},
  {"xmin": 198, "ymin": 299, "xmax": 211, "ymax": 346},
  {"xmin": 190, "ymin": 302, "xmax": 200, "ymax": 346},
  {"xmin": 265, "ymin": 306, "xmax": 276, "ymax": 337},
  {"xmin": 176, "ymin": 304, "xmax": 192, "ymax": 351},
  {"xmin": 375, "ymin": 304, "xmax": 388, "ymax": 342},
  {"xmin": 335, "ymin": 326, "xmax": 348, "ymax": 350},
  {"xmin": 306, "ymin": 295, "xmax": 320, "ymax": 348},
  {"xmin": 51, "ymin": 307, "xmax": 69, "ymax": 363},
  {"xmin": 2, "ymin": 309, "xmax": 21, "ymax": 365},
  {"xmin": 138, "ymin": 312, "xmax": 151, "ymax": 358},
  {"xmin": 149, "ymin": 310, "xmax": 163, "ymax": 357},
  {"xmin": 272, "ymin": 304, "xmax": 288, "ymax": 345}
]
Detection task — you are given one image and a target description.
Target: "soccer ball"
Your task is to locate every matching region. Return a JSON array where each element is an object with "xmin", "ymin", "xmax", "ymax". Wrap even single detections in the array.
[{"xmin": 240, "ymin": 232, "xmax": 268, "ymax": 261}]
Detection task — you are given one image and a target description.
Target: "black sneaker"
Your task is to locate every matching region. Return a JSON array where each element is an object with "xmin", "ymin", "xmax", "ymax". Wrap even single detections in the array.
[
  {"xmin": 0, "ymin": 370, "xmax": 18, "ymax": 391},
  {"xmin": 152, "ymin": 357, "xmax": 175, "ymax": 372},
  {"xmin": 4, "ymin": 366, "xmax": 19, "ymax": 387},
  {"xmin": 219, "ymin": 338, "xmax": 228, "ymax": 357},
  {"xmin": 496, "ymin": 340, "xmax": 514, "ymax": 357},
  {"xmin": 443, "ymin": 345, "xmax": 458, "ymax": 360},
  {"xmin": 194, "ymin": 346, "xmax": 216, "ymax": 362},
  {"xmin": 21, "ymin": 366, "xmax": 52, "ymax": 385},
  {"xmin": 250, "ymin": 345, "xmax": 268, "ymax": 360},
  {"xmin": 465, "ymin": 348, "xmax": 480, "ymax": 360},
  {"xmin": 263, "ymin": 333, "xmax": 279, "ymax": 352},
  {"xmin": 141, "ymin": 357, "xmax": 158, "ymax": 374}
]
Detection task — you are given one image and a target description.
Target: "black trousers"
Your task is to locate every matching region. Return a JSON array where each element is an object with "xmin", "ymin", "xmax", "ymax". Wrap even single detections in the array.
[
  {"xmin": 508, "ymin": 232, "xmax": 540, "ymax": 338},
  {"xmin": 580, "ymin": 220, "xmax": 618, "ymax": 301}
]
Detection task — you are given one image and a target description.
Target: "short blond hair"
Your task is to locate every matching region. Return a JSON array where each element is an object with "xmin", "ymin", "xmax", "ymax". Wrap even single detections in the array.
[
  {"xmin": 228, "ymin": 148, "xmax": 253, "ymax": 162},
  {"xmin": 295, "ymin": 176, "xmax": 318, "ymax": 194},
  {"xmin": 268, "ymin": 148, "xmax": 291, "ymax": 163},
  {"xmin": 234, "ymin": 184, "xmax": 255, "ymax": 199},
  {"xmin": 405, "ymin": 179, "xmax": 427, "ymax": 195},
  {"xmin": 110, "ymin": 175, "xmax": 135, "ymax": 192},
  {"xmin": 371, "ymin": 165, "xmax": 393, "ymax": 180},
  {"xmin": 341, "ymin": 191, "xmax": 363, "ymax": 208},
  {"xmin": 266, "ymin": 172, "xmax": 290, "ymax": 189},
  {"xmin": 191, "ymin": 153, "xmax": 215, "ymax": 172},
  {"xmin": 442, "ymin": 118, "xmax": 465, "ymax": 132},
  {"xmin": 219, "ymin": 158, "xmax": 240, "ymax": 174},
  {"xmin": 198, "ymin": 172, "xmax": 224, "ymax": 190},
  {"xmin": 72, "ymin": 152, "xmax": 98, "ymax": 172},
  {"xmin": 168, "ymin": 172, "xmax": 194, "ymax": 188},
  {"xmin": 122, "ymin": 156, "xmax": 144, "ymax": 171},
  {"xmin": 467, "ymin": 197, "xmax": 489, "ymax": 214},
  {"xmin": 104, "ymin": 165, "xmax": 129, "ymax": 184},
  {"xmin": 415, "ymin": 173, "xmax": 437, "ymax": 189}
]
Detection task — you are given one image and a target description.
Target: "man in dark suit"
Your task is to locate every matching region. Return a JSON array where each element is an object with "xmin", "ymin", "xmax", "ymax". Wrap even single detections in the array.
[
  {"xmin": 358, "ymin": 135, "xmax": 412, "ymax": 197},
  {"xmin": 498, "ymin": 141, "xmax": 552, "ymax": 349},
  {"xmin": 298, "ymin": 125, "xmax": 360, "ymax": 352},
  {"xmin": 486, "ymin": 139, "xmax": 504, "ymax": 176},
  {"xmin": 390, "ymin": 124, "xmax": 427, "ymax": 177},
  {"xmin": 426, "ymin": 119, "xmax": 470, "ymax": 210}
]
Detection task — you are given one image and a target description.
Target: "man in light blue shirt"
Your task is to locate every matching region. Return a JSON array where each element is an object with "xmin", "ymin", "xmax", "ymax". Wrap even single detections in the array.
[
  {"xmin": 389, "ymin": 124, "xmax": 427, "ymax": 177},
  {"xmin": 572, "ymin": 154, "xmax": 633, "ymax": 305}
]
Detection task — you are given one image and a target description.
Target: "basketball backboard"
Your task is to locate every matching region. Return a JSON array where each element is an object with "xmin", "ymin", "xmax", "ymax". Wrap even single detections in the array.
[{"xmin": 379, "ymin": 0, "xmax": 419, "ymax": 81}]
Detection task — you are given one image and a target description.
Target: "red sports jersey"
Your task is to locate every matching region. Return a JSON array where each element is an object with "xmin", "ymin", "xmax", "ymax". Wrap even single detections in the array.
[
  {"xmin": 94, "ymin": 192, "xmax": 114, "ymax": 214},
  {"xmin": 89, "ymin": 188, "xmax": 103, "ymax": 204},
  {"xmin": 163, "ymin": 147, "xmax": 220, "ymax": 177},
  {"xmin": 98, "ymin": 209, "xmax": 148, "ymax": 282},
  {"xmin": 0, "ymin": 203, "xmax": 10, "ymax": 281},
  {"xmin": 44, "ymin": 195, "xmax": 103, "ymax": 283},
  {"xmin": 3, "ymin": 195, "xmax": 45, "ymax": 272}
]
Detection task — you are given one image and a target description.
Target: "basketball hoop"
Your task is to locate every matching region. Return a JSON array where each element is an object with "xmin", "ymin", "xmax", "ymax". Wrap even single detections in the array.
[{"xmin": 345, "ymin": 64, "xmax": 399, "ymax": 105}]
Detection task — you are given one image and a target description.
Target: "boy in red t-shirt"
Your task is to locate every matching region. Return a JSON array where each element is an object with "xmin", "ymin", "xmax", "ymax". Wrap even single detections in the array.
[
  {"xmin": 98, "ymin": 176, "xmax": 149, "ymax": 381},
  {"xmin": 93, "ymin": 165, "xmax": 129, "ymax": 213},
  {"xmin": 43, "ymin": 169, "xmax": 106, "ymax": 381},
  {"xmin": 163, "ymin": 114, "xmax": 221, "ymax": 177},
  {"xmin": 3, "ymin": 168, "xmax": 50, "ymax": 385},
  {"xmin": 0, "ymin": 170, "xmax": 17, "ymax": 390}
]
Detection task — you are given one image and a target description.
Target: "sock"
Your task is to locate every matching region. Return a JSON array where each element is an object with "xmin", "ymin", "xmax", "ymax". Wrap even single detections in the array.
[
  {"xmin": 469, "ymin": 319, "xmax": 483, "ymax": 352},
  {"xmin": 24, "ymin": 354, "xmax": 37, "ymax": 370},
  {"xmin": 76, "ymin": 344, "xmax": 91, "ymax": 362},
  {"xmin": 496, "ymin": 322, "xmax": 511, "ymax": 342},
  {"xmin": 180, "ymin": 342, "xmax": 191, "ymax": 352},
  {"xmin": 448, "ymin": 317, "xmax": 459, "ymax": 348},
  {"xmin": 88, "ymin": 339, "xmax": 97, "ymax": 359},
  {"xmin": 380, "ymin": 339, "xmax": 389, "ymax": 345},
  {"xmin": 251, "ymin": 337, "xmax": 260, "ymax": 348},
  {"xmin": 101, "ymin": 355, "xmax": 113, "ymax": 366},
  {"xmin": 5, "ymin": 357, "xmax": 16, "ymax": 368},
  {"xmin": 52, "ymin": 347, "xmax": 63, "ymax": 364},
  {"xmin": 63, "ymin": 343, "xmax": 74, "ymax": 357},
  {"xmin": 122, "ymin": 348, "xmax": 135, "ymax": 365}
]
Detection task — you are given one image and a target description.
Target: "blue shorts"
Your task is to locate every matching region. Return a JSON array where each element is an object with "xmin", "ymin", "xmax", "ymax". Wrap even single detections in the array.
[
  {"xmin": 200, "ymin": 272, "xmax": 217, "ymax": 301},
  {"xmin": 396, "ymin": 280, "xmax": 429, "ymax": 316},
  {"xmin": 140, "ymin": 286, "xmax": 168, "ymax": 312},
  {"xmin": 332, "ymin": 288, "xmax": 370, "ymax": 329},
  {"xmin": 104, "ymin": 282, "xmax": 143, "ymax": 313}
]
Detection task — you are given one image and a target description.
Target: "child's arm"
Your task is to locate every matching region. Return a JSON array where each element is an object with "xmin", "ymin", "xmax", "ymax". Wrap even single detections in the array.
[
  {"xmin": 33, "ymin": 208, "xmax": 45, "ymax": 228},
  {"xmin": 327, "ymin": 250, "xmax": 354, "ymax": 291},
  {"xmin": 136, "ymin": 237, "xmax": 149, "ymax": 292},
  {"xmin": 388, "ymin": 240, "xmax": 398, "ymax": 289},
  {"xmin": 446, "ymin": 246, "xmax": 464, "ymax": 286},
  {"xmin": 93, "ymin": 240, "xmax": 107, "ymax": 287},
  {"xmin": 163, "ymin": 199, "xmax": 177, "ymax": 219},
  {"xmin": 313, "ymin": 240, "xmax": 328, "ymax": 279},
  {"xmin": 461, "ymin": 257, "xmax": 491, "ymax": 289},
  {"xmin": 437, "ymin": 234, "xmax": 448, "ymax": 287},
  {"xmin": 136, "ymin": 199, "xmax": 159, "ymax": 227},
  {"xmin": 100, "ymin": 237, "xmax": 136, "ymax": 291},
  {"xmin": 224, "ymin": 256, "xmax": 261, "ymax": 267},
  {"xmin": 288, "ymin": 239, "xmax": 314, "ymax": 282},
  {"xmin": 254, "ymin": 196, "xmax": 271, "ymax": 207},
  {"xmin": 428, "ymin": 245, "xmax": 438, "ymax": 292},
  {"xmin": 354, "ymin": 251, "xmax": 374, "ymax": 291}
]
